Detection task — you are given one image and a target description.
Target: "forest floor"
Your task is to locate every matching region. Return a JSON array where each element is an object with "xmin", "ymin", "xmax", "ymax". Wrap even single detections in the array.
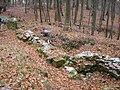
[{"xmin": 0, "ymin": 6, "xmax": 120, "ymax": 90}]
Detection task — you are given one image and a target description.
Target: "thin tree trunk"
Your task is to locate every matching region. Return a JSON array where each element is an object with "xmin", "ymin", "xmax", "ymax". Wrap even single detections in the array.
[
  {"xmin": 45, "ymin": 0, "xmax": 51, "ymax": 22},
  {"xmin": 73, "ymin": 0, "xmax": 75, "ymax": 8},
  {"xmin": 25, "ymin": 0, "xmax": 28, "ymax": 13},
  {"xmin": 117, "ymin": 15, "xmax": 120, "ymax": 40},
  {"xmin": 117, "ymin": 3, "xmax": 120, "ymax": 40},
  {"xmin": 105, "ymin": 1, "xmax": 110, "ymax": 37},
  {"xmin": 98, "ymin": 0, "xmax": 106, "ymax": 32},
  {"xmin": 74, "ymin": 0, "xmax": 79, "ymax": 24},
  {"xmin": 91, "ymin": 0, "xmax": 97, "ymax": 35},
  {"xmin": 63, "ymin": 0, "xmax": 71, "ymax": 30},
  {"xmin": 109, "ymin": 0, "xmax": 116, "ymax": 39},
  {"xmin": 88, "ymin": 9, "xmax": 91, "ymax": 34},
  {"xmin": 56, "ymin": 0, "xmax": 61, "ymax": 22},
  {"xmin": 39, "ymin": 0, "xmax": 43, "ymax": 23},
  {"xmin": 79, "ymin": 0, "xmax": 84, "ymax": 30},
  {"xmin": 34, "ymin": 0, "xmax": 38, "ymax": 21},
  {"xmin": 60, "ymin": 0, "xmax": 64, "ymax": 16},
  {"xmin": 102, "ymin": 0, "xmax": 106, "ymax": 20},
  {"xmin": 54, "ymin": 0, "xmax": 56, "ymax": 9},
  {"xmin": 86, "ymin": 0, "xmax": 90, "ymax": 10},
  {"xmin": 49, "ymin": 0, "xmax": 52, "ymax": 9}
]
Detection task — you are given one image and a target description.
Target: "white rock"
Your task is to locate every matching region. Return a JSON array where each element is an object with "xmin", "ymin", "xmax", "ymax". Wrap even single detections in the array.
[
  {"xmin": 104, "ymin": 55, "xmax": 110, "ymax": 60},
  {"xmin": 33, "ymin": 36, "xmax": 39, "ymax": 40},
  {"xmin": 64, "ymin": 66, "xmax": 75, "ymax": 72},
  {"xmin": 38, "ymin": 39, "xmax": 45, "ymax": 44},
  {"xmin": 24, "ymin": 30, "xmax": 34, "ymax": 38},
  {"xmin": 1, "ymin": 85, "xmax": 11, "ymax": 90},
  {"xmin": 44, "ymin": 29, "xmax": 50, "ymax": 33},
  {"xmin": 110, "ymin": 58, "xmax": 120, "ymax": 63},
  {"xmin": 24, "ymin": 32, "xmax": 31, "ymax": 38},
  {"xmin": 41, "ymin": 29, "xmax": 51, "ymax": 37},
  {"xmin": 26, "ymin": 30, "xmax": 33, "ymax": 34},
  {"xmin": 12, "ymin": 17, "xmax": 17, "ymax": 22},
  {"xmin": 112, "ymin": 63, "xmax": 120, "ymax": 69},
  {"xmin": 58, "ymin": 52, "xmax": 67, "ymax": 56},
  {"xmin": 44, "ymin": 45, "xmax": 51, "ymax": 51},
  {"xmin": 75, "ymin": 51, "xmax": 95, "ymax": 57}
]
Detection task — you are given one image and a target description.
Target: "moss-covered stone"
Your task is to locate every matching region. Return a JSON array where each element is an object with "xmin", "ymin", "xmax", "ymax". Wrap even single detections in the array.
[
  {"xmin": 6, "ymin": 21, "xmax": 17, "ymax": 30},
  {"xmin": 62, "ymin": 40, "xmax": 81, "ymax": 50},
  {"xmin": 62, "ymin": 38, "xmax": 95, "ymax": 51},
  {"xmin": 36, "ymin": 48, "xmax": 48, "ymax": 57},
  {"xmin": 52, "ymin": 60, "xmax": 67, "ymax": 68},
  {"xmin": 47, "ymin": 57, "xmax": 55, "ymax": 64}
]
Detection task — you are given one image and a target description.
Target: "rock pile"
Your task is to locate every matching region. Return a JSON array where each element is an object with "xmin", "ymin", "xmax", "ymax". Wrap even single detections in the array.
[
  {"xmin": 75, "ymin": 51, "xmax": 120, "ymax": 79},
  {"xmin": 16, "ymin": 29, "xmax": 120, "ymax": 80}
]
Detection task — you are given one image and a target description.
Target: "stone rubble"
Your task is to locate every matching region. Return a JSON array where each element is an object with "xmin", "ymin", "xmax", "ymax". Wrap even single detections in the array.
[{"xmin": 16, "ymin": 28, "xmax": 120, "ymax": 79}]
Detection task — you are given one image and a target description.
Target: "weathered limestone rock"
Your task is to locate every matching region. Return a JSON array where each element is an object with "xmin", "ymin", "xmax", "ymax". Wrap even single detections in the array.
[
  {"xmin": 16, "ymin": 28, "xmax": 120, "ymax": 80},
  {"xmin": 23, "ymin": 30, "xmax": 34, "ymax": 38},
  {"xmin": 64, "ymin": 66, "xmax": 78, "ymax": 77},
  {"xmin": 75, "ymin": 51, "xmax": 120, "ymax": 79},
  {"xmin": 75, "ymin": 51, "xmax": 98, "ymax": 58}
]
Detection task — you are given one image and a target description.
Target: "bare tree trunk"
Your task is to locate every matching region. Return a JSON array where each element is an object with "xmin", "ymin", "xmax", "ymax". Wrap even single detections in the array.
[
  {"xmin": 56, "ymin": 0, "xmax": 61, "ymax": 22},
  {"xmin": 39, "ymin": 0, "xmax": 43, "ymax": 23},
  {"xmin": 60, "ymin": 0, "xmax": 64, "ymax": 16},
  {"xmin": 53, "ymin": 0, "xmax": 56, "ymax": 9},
  {"xmin": 74, "ymin": 0, "xmax": 79, "ymax": 24},
  {"xmin": 98, "ymin": 0, "xmax": 106, "ymax": 32},
  {"xmin": 105, "ymin": 1, "xmax": 110, "ymax": 37},
  {"xmin": 34, "ymin": 0, "xmax": 38, "ymax": 21},
  {"xmin": 117, "ymin": 3, "xmax": 120, "ymax": 40},
  {"xmin": 63, "ymin": 0, "xmax": 71, "ymax": 30},
  {"xmin": 49, "ymin": 0, "xmax": 52, "ymax": 9},
  {"xmin": 88, "ymin": 9, "xmax": 91, "ymax": 34},
  {"xmin": 91, "ymin": 0, "xmax": 97, "ymax": 35},
  {"xmin": 45, "ymin": 0, "xmax": 51, "ymax": 22},
  {"xmin": 79, "ymin": 0, "xmax": 84, "ymax": 30},
  {"xmin": 86, "ymin": 0, "xmax": 90, "ymax": 10},
  {"xmin": 73, "ymin": 0, "xmax": 75, "ymax": 8},
  {"xmin": 25, "ymin": 0, "xmax": 28, "ymax": 13},
  {"xmin": 109, "ymin": 0, "xmax": 116, "ymax": 39},
  {"xmin": 55, "ymin": 0, "xmax": 61, "ymax": 23},
  {"xmin": 102, "ymin": 0, "xmax": 106, "ymax": 20}
]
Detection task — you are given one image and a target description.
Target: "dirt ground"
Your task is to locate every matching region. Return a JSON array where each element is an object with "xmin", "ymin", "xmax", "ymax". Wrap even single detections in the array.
[{"xmin": 0, "ymin": 6, "xmax": 120, "ymax": 90}]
